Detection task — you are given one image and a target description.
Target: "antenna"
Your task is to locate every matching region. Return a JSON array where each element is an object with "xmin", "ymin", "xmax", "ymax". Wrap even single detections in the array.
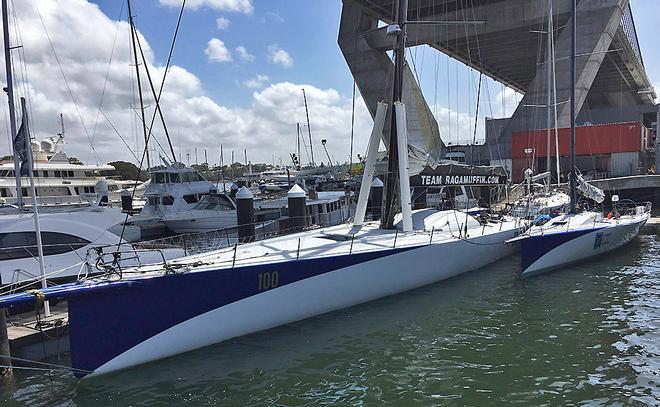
[{"xmin": 58, "ymin": 113, "xmax": 65, "ymax": 138}]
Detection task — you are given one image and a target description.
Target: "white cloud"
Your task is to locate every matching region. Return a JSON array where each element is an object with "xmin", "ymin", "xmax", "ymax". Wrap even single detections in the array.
[
  {"xmin": 264, "ymin": 11, "xmax": 284, "ymax": 23},
  {"xmin": 205, "ymin": 38, "xmax": 232, "ymax": 63},
  {"xmin": 267, "ymin": 45, "xmax": 293, "ymax": 68},
  {"xmin": 216, "ymin": 17, "xmax": 230, "ymax": 30},
  {"xmin": 235, "ymin": 46, "xmax": 254, "ymax": 62},
  {"xmin": 242, "ymin": 74, "xmax": 269, "ymax": 89},
  {"xmin": 159, "ymin": 0, "xmax": 253, "ymax": 14},
  {"xmin": 0, "ymin": 0, "xmax": 372, "ymax": 168}
]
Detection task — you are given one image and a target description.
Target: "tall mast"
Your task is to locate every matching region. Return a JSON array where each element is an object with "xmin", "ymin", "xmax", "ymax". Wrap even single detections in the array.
[
  {"xmin": 550, "ymin": 9, "xmax": 561, "ymax": 186},
  {"xmin": 382, "ymin": 0, "xmax": 407, "ymax": 229},
  {"xmin": 296, "ymin": 122, "xmax": 301, "ymax": 169},
  {"xmin": 2, "ymin": 0, "xmax": 21, "ymax": 208},
  {"xmin": 569, "ymin": 0, "xmax": 577, "ymax": 213},
  {"xmin": 220, "ymin": 145, "xmax": 226, "ymax": 192},
  {"xmin": 302, "ymin": 89, "xmax": 315, "ymax": 167},
  {"xmin": 546, "ymin": 0, "xmax": 552, "ymax": 178},
  {"xmin": 127, "ymin": 0, "xmax": 150, "ymax": 169}
]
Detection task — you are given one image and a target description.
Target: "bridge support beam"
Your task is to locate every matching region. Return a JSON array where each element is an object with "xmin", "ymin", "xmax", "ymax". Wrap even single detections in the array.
[
  {"xmin": 338, "ymin": 0, "xmax": 444, "ymax": 161},
  {"xmin": 504, "ymin": 0, "xmax": 629, "ymax": 137}
]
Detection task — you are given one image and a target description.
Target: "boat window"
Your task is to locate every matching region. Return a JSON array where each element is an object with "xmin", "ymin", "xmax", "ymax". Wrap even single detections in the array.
[
  {"xmin": 162, "ymin": 196, "xmax": 175, "ymax": 205},
  {"xmin": 74, "ymin": 187, "xmax": 80, "ymax": 195},
  {"xmin": 0, "ymin": 188, "xmax": 6, "ymax": 197},
  {"xmin": 0, "ymin": 232, "xmax": 91, "ymax": 260},
  {"xmin": 195, "ymin": 194, "xmax": 235, "ymax": 210},
  {"xmin": 183, "ymin": 194, "xmax": 199, "ymax": 204},
  {"xmin": 62, "ymin": 171, "xmax": 68, "ymax": 178},
  {"xmin": 43, "ymin": 171, "xmax": 49, "ymax": 177},
  {"xmin": 68, "ymin": 171, "xmax": 74, "ymax": 177},
  {"xmin": 169, "ymin": 173, "xmax": 180, "ymax": 183},
  {"xmin": 148, "ymin": 196, "xmax": 160, "ymax": 206},
  {"xmin": 21, "ymin": 188, "xmax": 28, "ymax": 197},
  {"xmin": 54, "ymin": 170, "xmax": 61, "ymax": 177},
  {"xmin": 154, "ymin": 173, "xmax": 167, "ymax": 184}
]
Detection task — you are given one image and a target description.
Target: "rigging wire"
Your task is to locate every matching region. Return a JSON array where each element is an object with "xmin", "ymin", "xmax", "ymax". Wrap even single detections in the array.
[
  {"xmin": 31, "ymin": 0, "xmax": 99, "ymax": 164},
  {"xmin": 142, "ymin": 0, "xmax": 187, "ymax": 163},
  {"xmin": 88, "ymin": 1, "xmax": 125, "ymax": 164}
]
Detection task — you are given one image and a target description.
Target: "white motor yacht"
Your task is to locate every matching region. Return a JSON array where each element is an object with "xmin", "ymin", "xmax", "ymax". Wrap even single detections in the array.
[{"xmin": 0, "ymin": 133, "xmax": 144, "ymax": 206}]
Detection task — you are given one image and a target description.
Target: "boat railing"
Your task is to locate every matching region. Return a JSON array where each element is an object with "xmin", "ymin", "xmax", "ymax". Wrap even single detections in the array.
[{"xmin": 89, "ymin": 212, "xmax": 520, "ymax": 280}]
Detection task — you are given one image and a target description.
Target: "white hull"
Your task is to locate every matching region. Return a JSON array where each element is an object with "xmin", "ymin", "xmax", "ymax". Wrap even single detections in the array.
[
  {"xmin": 88, "ymin": 219, "xmax": 519, "ymax": 376},
  {"xmin": 518, "ymin": 211, "xmax": 650, "ymax": 277},
  {"xmin": 0, "ymin": 207, "xmax": 182, "ymax": 284},
  {"xmin": 164, "ymin": 214, "xmax": 236, "ymax": 234}
]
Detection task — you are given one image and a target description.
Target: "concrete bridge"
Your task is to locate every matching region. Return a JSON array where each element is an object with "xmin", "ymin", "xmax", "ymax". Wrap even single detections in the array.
[{"xmin": 339, "ymin": 0, "xmax": 658, "ymax": 165}]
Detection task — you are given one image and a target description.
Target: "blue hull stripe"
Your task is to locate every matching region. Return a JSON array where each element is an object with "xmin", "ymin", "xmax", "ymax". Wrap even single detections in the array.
[
  {"xmin": 68, "ymin": 246, "xmax": 417, "ymax": 375},
  {"xmin": 520, "ymin": 227, "xmax": 604, "ymax": 272}
]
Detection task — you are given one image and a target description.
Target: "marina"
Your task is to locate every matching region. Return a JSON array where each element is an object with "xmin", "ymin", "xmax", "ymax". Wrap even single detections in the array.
[{"xmin": 0, "ymin": 0, "xmax": 658, "ymax": 404}]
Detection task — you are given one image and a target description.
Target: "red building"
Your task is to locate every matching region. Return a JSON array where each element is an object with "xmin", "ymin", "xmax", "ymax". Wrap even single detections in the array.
[{"xmin": 511, "ymin": 122, "xmax": 652, "ymax": 182}]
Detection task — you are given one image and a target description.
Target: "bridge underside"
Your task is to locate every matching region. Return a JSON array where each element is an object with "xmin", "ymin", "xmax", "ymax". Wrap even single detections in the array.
[{"xmin": 339, "ymin": 0, "xmax": 657, "ymax": 164}]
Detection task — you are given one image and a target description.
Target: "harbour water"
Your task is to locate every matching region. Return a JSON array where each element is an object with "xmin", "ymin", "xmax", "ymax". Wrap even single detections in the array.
[{"xmin": 1, "ymin": 235, "xmax": 658, "ymax": 406}]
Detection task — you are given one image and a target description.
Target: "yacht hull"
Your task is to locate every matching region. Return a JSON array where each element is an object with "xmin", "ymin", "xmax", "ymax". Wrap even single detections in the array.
[
  {"xmin": 69, "ymin": 226, "xmax": 519, "ymax": 377},
  {"xmin": 164, "ymin": 214, "xmax": 236, "ymax": 234},
  {"xmin": 520, "ymin": 215, "xmax": 648, "ymax": 277}
]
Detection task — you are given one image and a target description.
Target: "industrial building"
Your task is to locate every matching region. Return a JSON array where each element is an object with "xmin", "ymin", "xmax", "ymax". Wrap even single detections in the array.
[{"xmin": 339, "ymin": 0, "xmax": 659, "ymax": 182}]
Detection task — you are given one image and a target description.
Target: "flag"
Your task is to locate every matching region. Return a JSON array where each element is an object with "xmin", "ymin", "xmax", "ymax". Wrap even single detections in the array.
[{"xmin": 12, "ymin": 98, "xmax": 31, "ymax": 177}]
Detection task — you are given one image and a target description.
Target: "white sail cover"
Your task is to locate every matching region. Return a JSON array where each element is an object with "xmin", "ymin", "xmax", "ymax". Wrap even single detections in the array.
[
  {"xmin": 380, "ymin": 67, "xmax": 446, "ymax": 176},
  {"xmin": 576, "ymin": 173, "xmax": 605, "ymax": 203}
]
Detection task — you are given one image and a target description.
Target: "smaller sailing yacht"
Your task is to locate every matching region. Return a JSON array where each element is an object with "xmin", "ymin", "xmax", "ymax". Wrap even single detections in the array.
[
  {"xmin": 509, "ymin": 196, "xmax": 651, "ymax": 277},
  {"xmin": 507, "ymin": 0, "xmax": 651, "ymax": 277}
]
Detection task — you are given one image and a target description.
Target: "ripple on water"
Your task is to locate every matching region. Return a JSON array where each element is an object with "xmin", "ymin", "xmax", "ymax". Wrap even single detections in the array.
[{"xmin": 0, "ymin": 237, "xmax": 658, "ymax": 406}]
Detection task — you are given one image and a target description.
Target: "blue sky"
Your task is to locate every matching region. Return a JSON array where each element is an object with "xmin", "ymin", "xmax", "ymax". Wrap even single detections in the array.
[
  {"xmin": 2, "ymin": 0, "xmax": 658, "ymax": 166},
  {"xmin": 91, "ymin": 0, "xmax": 354, "ymax": 109},
  {"xmin": 89, "ymin": 0, "xmax": 660, "ymax": 148}
]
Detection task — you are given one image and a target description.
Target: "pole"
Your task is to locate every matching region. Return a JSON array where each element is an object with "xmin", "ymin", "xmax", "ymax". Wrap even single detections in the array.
[
  {"xmin": 195, "ymin": 147, "xmax": 198, "ymax": 165},
  {"xmin": 21, "ymin": 98, "xmax": 50, "ymax": 316},
  {"xmin": 302, "ymin": 89, "xmax": 315, "ymax": 167},
  {"xmin": 244, "ymin": 149, "xmax": 247, "ymax": 165},
  {"xmin": 349, "ymin": 80, "xmax": 356, "ymax": 173},
  {"xmin": 546, "ymin": 1, "xmax": 552, "ymax": 179},
  {"xmin": 569, "ymin": 0, "xmax": 577, "ymax": 213},
  {"xmin": 2, "ymin": 0, "xmax": 21, "ymax": 208},
  {"xmin": 0, "ymin": 275, "xmax": 12, "ymax": 379},
  {"xmin": 220, "ymin": 145, "xmax": 226, "ymax": 192},
  {"xmin": 204, "ymin": 148, "xmax": 208, "ymax": 165},
  {"xmin": 382, "ymin": 0, "xmax": 407, "ymax": 229},
  {"xmin": 354, "ymin": 102, "xmax": 387, "ymax": 226},
  {"xmin": 127, "ymin": 0, "xmax": 150, "ymax": 169},
  {"xmin": 296, "ymin": 123, "xmax": 301, "ymax": 169},
  {"xmin": 551, "ymin": 6, "xmax": 561, "ymax": 186}
]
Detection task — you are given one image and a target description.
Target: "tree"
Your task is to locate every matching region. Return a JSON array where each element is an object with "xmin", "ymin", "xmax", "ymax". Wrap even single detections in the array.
[{"xmin": 108, "ymin": 161, "xmax": 149, "ymax": 181}]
